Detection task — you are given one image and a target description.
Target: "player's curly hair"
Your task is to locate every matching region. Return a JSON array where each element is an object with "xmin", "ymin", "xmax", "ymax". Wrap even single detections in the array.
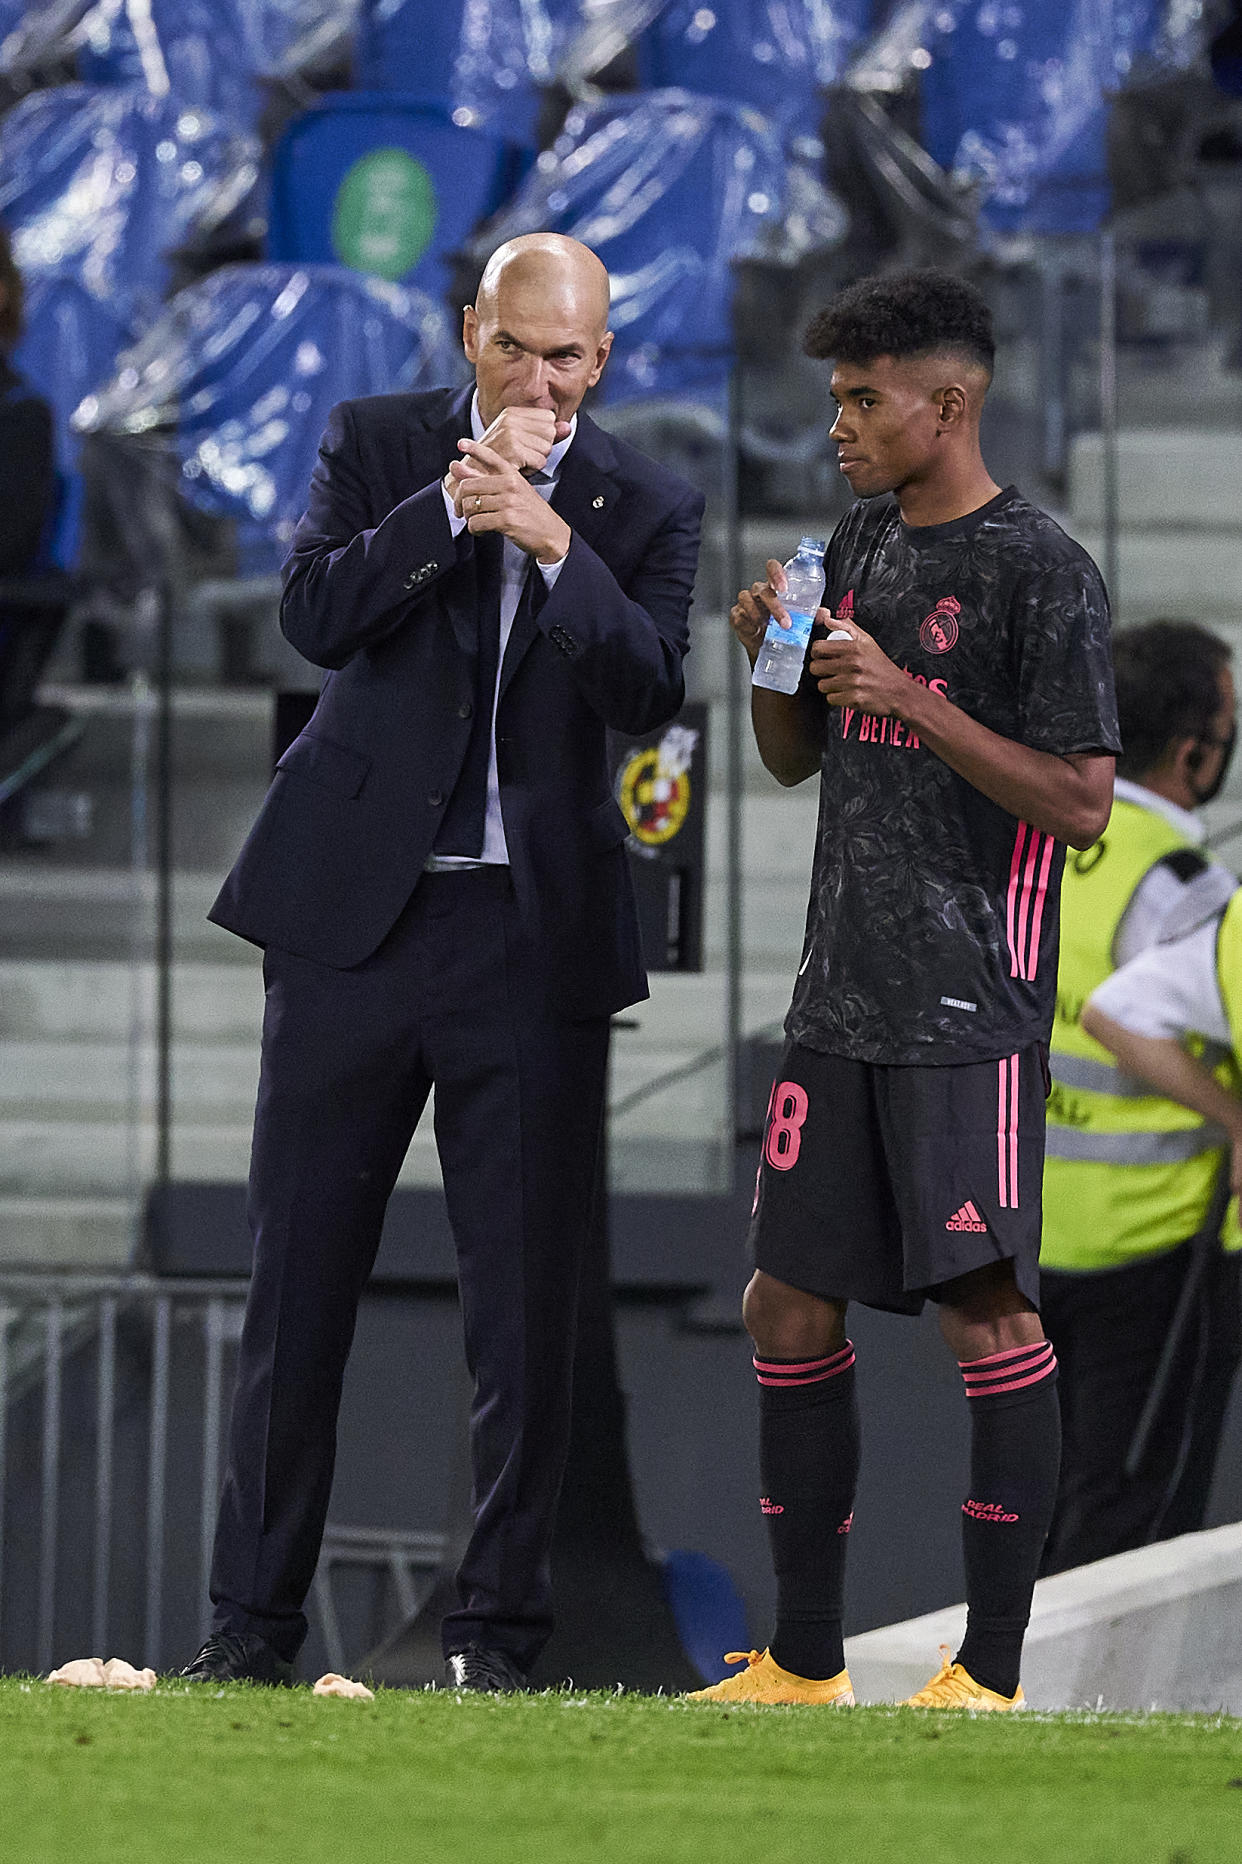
[
  {"xmin": 803, "ymin": 270, "xmax": 995, "ymax": 376},
  {"xmin": 1113, "ymin": 619, "xmax": 1232, "ymax": 779}
]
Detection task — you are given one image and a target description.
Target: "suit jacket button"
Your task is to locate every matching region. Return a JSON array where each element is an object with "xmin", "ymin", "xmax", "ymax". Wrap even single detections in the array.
[
  {"xmin": 458, "ymin": 702, "xmax": 473, "ymax": 719},
  {"xmin": 428, "ymin": 790, "xmax": 445, "ymax": 808}
]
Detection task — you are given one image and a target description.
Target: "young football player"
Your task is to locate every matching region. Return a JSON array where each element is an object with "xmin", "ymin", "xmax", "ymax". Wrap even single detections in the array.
[{"xmin": 694, "ymin": 270, "xmax": 1119, "ymax": 1710}]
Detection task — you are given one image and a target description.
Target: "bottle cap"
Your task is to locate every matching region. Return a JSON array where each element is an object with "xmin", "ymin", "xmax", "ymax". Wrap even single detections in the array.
[{"xmin": 798, "ymin": 536, "xmax": 827, "ymax": 555}]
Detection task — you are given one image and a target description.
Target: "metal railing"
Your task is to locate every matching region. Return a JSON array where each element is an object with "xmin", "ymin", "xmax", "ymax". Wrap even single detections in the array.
[
  {"xmin": 0, "ymin": 1271, "xmax": 449, "ymax": 1678},
  {"xmin": 0, "ymin": 1273, "xmax": 245, "ymax": 1674}
]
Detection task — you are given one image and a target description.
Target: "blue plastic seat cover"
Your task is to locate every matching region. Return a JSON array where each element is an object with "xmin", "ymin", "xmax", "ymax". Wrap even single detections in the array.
[
  {"xmin": 914, "ymin": 0, "xmax": 1203, "ymax": 233},
  {"xmin": 354, "ymin": 0, "xmax": 581, "ymax": 145},
  {"xmin": 70, "ymin": 0, "xmax": 357, "ymax": 128},
  {"xmin": 0, "ymin": 83, "xmax": 259, "ymax": 326},
  {"xmin": 73, "ymin": 262, "xmax": 465, "ymax": 566},
  {"xmin": 639, "ymin": 0, "xmax": 873, "ymax": 138},
  {"xmin": 477, "ymin": 90, "xmax": 804, "ymax": 404}
]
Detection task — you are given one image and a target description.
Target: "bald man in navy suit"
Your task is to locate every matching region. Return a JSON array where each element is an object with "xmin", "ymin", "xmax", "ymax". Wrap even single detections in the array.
[{"xmin": 182, "ymin": 236, "xmax": 704, "ymax": 1691}]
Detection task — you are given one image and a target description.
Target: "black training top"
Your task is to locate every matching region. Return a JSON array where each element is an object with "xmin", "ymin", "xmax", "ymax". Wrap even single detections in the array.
[{"xmin": 787, "ymin": 486, "xmax": 1121, "ymax": 1067}]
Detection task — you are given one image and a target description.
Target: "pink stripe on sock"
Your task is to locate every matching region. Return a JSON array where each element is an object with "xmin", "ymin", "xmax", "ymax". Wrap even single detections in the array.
[
  {"xmin": 962, "ymin": 1346, "xmax": 1054, "ymax": 1383},
  {"xmin": 964, "ymin": 1342, "xmax": 1052, "ymax": 1368},
  {"xmin": 971, "ymin": 1358, "xmax": 1059, "ymax": 1397},
  {"xmin": 961, "ymin": 1342, "xmax": 1055, "ymax": 1397},
  {"xmin": 753, "ymin": 1343, "xmax": 855, "ymax": 1387}
]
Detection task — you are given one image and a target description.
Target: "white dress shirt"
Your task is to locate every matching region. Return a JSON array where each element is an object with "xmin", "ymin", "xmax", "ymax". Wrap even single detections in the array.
[
  {"xmin": 1111, "ymin": 778, "xmax": 1208, "ymax": 965},
  {"xmin": 432, "ymin": 393, "xmax": 573, "ymax": 866},
  {"xmin": 1088, "ymin": 779, "xmax": 1237, "ymax": 1045}
]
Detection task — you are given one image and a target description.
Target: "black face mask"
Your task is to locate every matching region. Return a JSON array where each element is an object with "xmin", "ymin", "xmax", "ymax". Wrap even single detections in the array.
[{"xmin": 1191, "ymin": 724, "xmax": 1237, "ymax": 806}]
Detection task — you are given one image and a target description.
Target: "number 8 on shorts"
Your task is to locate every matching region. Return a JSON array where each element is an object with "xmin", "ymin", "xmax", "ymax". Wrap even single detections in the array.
[{"xmin": 765, "ymin": 1080, "xmax": 809, "ymax": 1171}]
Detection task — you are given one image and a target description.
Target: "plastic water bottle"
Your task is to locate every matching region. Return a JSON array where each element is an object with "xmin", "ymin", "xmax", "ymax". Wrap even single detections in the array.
[{"xmin": 752, "ymin": 537, "xmax": 827, "ymax": 695}]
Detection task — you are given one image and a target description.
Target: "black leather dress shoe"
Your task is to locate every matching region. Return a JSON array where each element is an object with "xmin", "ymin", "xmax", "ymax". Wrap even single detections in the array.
[
  {"xmin": 180, "ymin": 1631, "xmax": 294, "ymax": 1686},
  {"xmin": 444, "ymin": 1643, "xmax": 528, "ymax": 1693}
]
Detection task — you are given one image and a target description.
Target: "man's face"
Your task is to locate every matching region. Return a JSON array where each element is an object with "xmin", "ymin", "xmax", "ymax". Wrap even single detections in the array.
[
  {"xmin": 828, "ymin": 355, "xmax": 948, "ymax": 500},
  {"xmin": 463, "ymin": 272, "xmax": 613, "ymax": 429}
]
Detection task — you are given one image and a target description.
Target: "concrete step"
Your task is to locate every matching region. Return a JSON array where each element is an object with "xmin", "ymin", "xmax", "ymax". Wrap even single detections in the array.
[
  {"xmin": 0, "ymin": 1032, "xmax": 761, "ymax": 1117},
  {"xmin": 0, "ymin": 959, "xmax": 263, "ymax": 1041},
  {"xmin": 1059, "ymin": 525, "xmax": 1242, "ymax": 624},
  {"xmin": 1069, "ymin": 429, "xmax": 1242, "ymax": 529},
  {"xmin": 0, "ymin": 957, "xmax": 799, "ymax": 1046},
  {"xmin": 0, "ymin": 775, "xmax": 819, "ymax": 966},
  {"xmin": 0, "ymin": 1196, "xmax": 139, "ymax": 1269}
]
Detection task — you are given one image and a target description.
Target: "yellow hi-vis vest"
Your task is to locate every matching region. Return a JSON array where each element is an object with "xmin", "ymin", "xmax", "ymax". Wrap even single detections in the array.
[
  {"xmin": 1042, "ymin": 796, "xmax": 1239, "ymax": 1272},
  {"xmin": 1215, "ymin": 890, "xmax": 1242, "ymax": 1071}
]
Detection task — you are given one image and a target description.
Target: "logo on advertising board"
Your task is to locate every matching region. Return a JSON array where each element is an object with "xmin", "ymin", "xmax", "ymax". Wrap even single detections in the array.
[{"xmin": 618, "ymin": 722, "xmax": 699, "ymax": 853}]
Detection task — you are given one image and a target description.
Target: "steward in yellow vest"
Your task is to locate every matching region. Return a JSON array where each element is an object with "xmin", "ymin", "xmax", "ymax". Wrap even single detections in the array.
[
  {"xmin": 1040, "ymin": 620, "xmax": 1239, "ymax": 1573},
  {"xmin": 1044, "ymin": 797, "xmax": 1238, "ymax": 1272}
]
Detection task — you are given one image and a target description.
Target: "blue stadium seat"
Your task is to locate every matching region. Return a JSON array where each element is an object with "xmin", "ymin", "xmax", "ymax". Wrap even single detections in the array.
[
  {"xmin": 0, "ymin": 84, "xmax": 259, "ymax": 328},
  {"xmin": 354, "ymin": 0, "xmax": 581, "ymax": 146},
  {"xmin": 268, "ymin": 95, "xmax": 528, "ymax": 312},
  {"xmin": 13, "ymin": 276, "xmax": 128, "ymax": 575},
  {"xmin": 15, "ymin": 278, "xmax": 128, "ymax": 479},
  {"xmin": 73, "ymin": 0, "xmax": 351, "ymax": 129},
  {"xmin": 638, "ymin": 0, "xmax": 874, "ymax": 139},
  {"xmin": 917, "ymin": 0, "xmax": 1172, "ymax": 233},
  {"xmin": 476, "ymin": 90, "xmax": 795, "ymax": 405},
  {"xmin": 74, "ymin": 263, "xmax": 466, "ymax": 573},
  {"xmin": 660, "ymin": 1549, "xmax": 750, "ymax": 1685}
]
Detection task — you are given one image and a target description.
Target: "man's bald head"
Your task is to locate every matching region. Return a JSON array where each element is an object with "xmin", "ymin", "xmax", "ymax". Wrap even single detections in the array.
[
  {"xmin": 475, "ymin": 234, "xmax": 611, "ymax": 337},
  {"xmin": 464, "ymin": 234, "xmax": 614, "ymax": 427}
]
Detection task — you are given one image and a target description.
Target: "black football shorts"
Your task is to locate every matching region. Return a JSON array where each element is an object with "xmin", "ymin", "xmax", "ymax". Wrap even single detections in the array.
[{"xmin": 748, "ymin": 1039, "xmax": 1048, "ymax": 1315}]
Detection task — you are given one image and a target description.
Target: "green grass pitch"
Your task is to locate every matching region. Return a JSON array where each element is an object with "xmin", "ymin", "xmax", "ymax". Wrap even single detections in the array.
[{"xmin": 4, "ymin": 1678, "xmax": 1242, "ymax": 1863}]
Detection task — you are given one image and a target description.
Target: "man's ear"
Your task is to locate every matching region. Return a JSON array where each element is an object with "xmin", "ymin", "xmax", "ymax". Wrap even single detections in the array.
[
  {"xmin": 588, "ymin": 329, "xmax": 614, "ymax": 387},
  {"xmin": 461, "ymin": 305, "xmax": 479, "ymax": 364},
  {"xmin": 1164, "ymin": 734, "xmax": 1204, "ymax": 799},
  {"xmin": 936, "ymin": 383, "xmax": 969, "ymax": 428}
]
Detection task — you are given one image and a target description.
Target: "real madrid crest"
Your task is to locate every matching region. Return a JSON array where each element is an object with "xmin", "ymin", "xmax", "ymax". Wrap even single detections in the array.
[{"xmin": 920, "ymin": 595, "xmax": 961, "ymax": 655}]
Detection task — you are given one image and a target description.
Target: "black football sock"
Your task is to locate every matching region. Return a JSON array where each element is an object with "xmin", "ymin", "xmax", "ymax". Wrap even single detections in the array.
[
  {"xmin": 754, "ymin": 1342, "xmax": 859, "ymax": 1681},
  {"xmin": 954, "ymin": 1340, "xmax": 1061, "ymax": 1699}
]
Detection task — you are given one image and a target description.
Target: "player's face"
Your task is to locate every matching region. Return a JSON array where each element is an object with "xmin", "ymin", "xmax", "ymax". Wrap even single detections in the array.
[
  {"xmin": 828, "ymin": 356, "xmax": 947, "ymax": 500},
  {"xmin": 464, "ymin": 274, "xmax": 613, "ymax": 429}
]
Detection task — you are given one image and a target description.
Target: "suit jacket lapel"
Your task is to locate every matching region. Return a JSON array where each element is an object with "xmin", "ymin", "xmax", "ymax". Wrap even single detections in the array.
[{"xmin": 498, "ymin": 412, "xmax": 620, "ymax": 699}]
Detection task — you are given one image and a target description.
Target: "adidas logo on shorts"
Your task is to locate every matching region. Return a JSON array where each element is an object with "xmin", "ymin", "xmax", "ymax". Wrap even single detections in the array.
[{"xmin": 945, "ymin": 1200, "xmax": 988, "ymax": 1233}]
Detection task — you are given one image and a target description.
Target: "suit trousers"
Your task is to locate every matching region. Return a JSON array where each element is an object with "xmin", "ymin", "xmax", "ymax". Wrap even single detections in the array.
[
  {"xmin": 1040, "ymin": 1242, "xmax": 1242, "ymax": 1575},
  {"xmin": 209, "ymin": 867, "xmax": 611, "ymax": 1670}
]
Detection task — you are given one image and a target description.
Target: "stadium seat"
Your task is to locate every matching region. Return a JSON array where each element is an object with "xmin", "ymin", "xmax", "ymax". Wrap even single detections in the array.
[
  {"xmin": 638, "ymin": 0, "xmax": 874, "ymax": 139},
  {"xmin": 267, "ymin": 95, "xmax": 528, "ymax": 311},
  {"xmin": 15, "ymin": 277, "xmax": 128, "ymax": 483},
  {"xmin": 9, "ymin": 278, "xmax": 110, "ymax": 677},
  {"xmin": 0, "ymin": 83, "xmax": 260, "ymax": 329},
  {"xmin": 71, "ymin": 0, "xmax": 353, "ymax": 130},
  {"xmin": 354, "ymin": 0, "xmax": 582, "ymax": 146},
  {"xmin": 73, "ymin": 262, "xmax": 466, "ymax": 574},
  {"xmin": 916, "ymin": 0, "xmax": 1194, "ymax": 233},
  {"xmin": 660, "ymin": 1549, "xmax": 751, "ymax": 1685},
  {"xmin": 473, "ymin": 89, "xmax": 806, "ymax": 406}
]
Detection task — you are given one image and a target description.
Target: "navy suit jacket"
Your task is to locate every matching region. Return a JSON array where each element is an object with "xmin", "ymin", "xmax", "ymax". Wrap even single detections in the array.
[{"xmin": 209, "ymin": 385, "xmax": 704, "ymax": 1019}]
